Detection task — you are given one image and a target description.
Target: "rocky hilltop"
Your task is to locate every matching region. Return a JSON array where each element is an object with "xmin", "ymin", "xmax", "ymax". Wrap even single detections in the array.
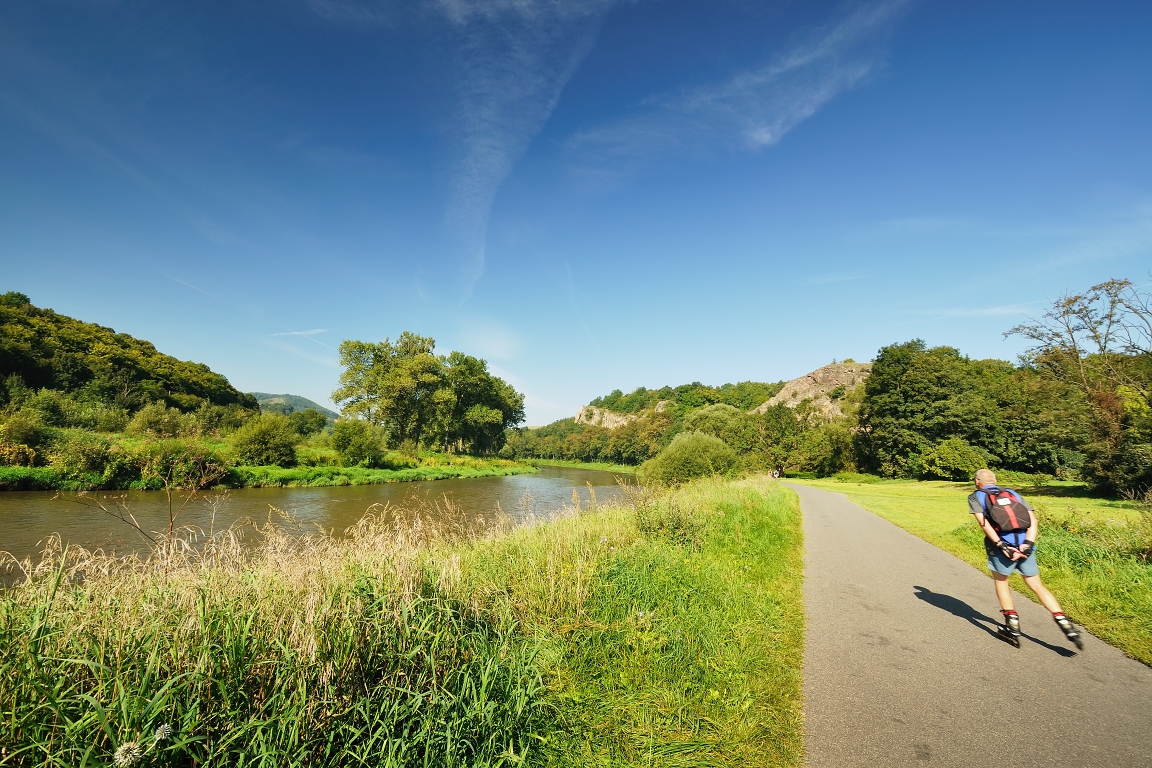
[
  {"xmin": 574, "ymin": 400, "xmax": 668, "ymax": 430},
  {"xmin": 750, "ymin": 362, "xmax": 871, "ymax": 419}
]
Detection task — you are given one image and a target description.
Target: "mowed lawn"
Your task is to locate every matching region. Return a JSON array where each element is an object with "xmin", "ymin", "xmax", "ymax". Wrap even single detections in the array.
[{"xmin": 793, "ymin": 478, "xmax": 1152, "ymax": 666}]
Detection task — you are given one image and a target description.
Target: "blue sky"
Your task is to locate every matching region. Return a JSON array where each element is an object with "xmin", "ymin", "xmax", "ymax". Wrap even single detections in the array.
[{"xmin": 2, "ymin": 0, "xmax": 1150, "ymax": 424}]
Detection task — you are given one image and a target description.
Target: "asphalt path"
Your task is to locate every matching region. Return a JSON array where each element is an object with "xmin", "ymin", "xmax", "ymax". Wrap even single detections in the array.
[{"xmin": 788, "ymin": 482, "xmax": 1152, "ymax": 767}]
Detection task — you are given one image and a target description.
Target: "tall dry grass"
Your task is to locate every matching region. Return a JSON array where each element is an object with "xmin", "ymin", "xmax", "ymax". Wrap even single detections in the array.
[{"xmin": 1, "ymin": 476, "xmax": 805, "ymax": 767}]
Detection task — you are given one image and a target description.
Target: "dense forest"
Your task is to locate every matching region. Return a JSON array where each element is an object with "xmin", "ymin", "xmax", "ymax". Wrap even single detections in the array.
[
  {"xmin": 0, "ymin": 294, "xmax": 526, "ymax": 490},
  {"xmin": 504, "ymin": 278, "xmax": 1152, "ymax": 494}
]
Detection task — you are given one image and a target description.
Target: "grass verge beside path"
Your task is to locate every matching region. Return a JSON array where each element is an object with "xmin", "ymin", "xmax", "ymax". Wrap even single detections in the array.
[
  {"xmin": 524, "ymin": 457, "xmax": 637, "ymax": 474},
  {"xmin": 793, "ymin": 478, "xmax": 1152, "ymax": 666},
  {"xmin": 0, "ymin": 476, "xmax": 803, "ymax": 767}
]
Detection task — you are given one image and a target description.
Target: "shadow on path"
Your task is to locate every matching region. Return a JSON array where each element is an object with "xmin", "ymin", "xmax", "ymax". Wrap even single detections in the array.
[{"xmin": 912, "ymin": 586, "xmax": 1076, "ymax": 657}]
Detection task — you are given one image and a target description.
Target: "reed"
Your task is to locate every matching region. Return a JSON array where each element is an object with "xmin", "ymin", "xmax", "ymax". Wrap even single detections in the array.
[{"xmin": 0, "ymin": 476, "xmax": 803, "ymax": 767}]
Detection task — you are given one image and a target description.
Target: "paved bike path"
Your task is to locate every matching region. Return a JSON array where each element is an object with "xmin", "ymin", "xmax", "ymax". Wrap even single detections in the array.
[{"xmin": 788, "ymin": 483, "xmax": 1152, "ymax": 767}]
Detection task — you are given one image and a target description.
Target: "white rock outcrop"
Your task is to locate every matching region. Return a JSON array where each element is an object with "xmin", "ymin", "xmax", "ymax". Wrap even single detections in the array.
[
  {"xmin": 750, "ymin": 362, "xmax": 872, "ymax": 420},
  {"xmin": 574, "ymin": 405, "xmax": 638, "ymax": 430}
]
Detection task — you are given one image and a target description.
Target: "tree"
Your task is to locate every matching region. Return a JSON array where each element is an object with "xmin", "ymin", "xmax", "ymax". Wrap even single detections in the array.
[
  {"xmin": 332, "ymin": 332, "xmax": 448, "ymax": 447},
  {"xmin": 855, "ymin": 340, "xmax": 1086, "ymax": 478},
  {"xmin": 1008, "ymin": 278, "xmax": 1152, "ymax": 492},
  {"xmin": 288, "ymin": 408, "xmax": 328, "ymax": 437},
  {"xmin": 440, "ymin": 352, "xmax": 525, "ymax": 453}
]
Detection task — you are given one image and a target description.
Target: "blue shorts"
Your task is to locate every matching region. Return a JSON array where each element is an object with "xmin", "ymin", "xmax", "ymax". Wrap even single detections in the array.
[{"xmin": 987, "ymin": 546, "xmax": 1039, "ymax": 577}]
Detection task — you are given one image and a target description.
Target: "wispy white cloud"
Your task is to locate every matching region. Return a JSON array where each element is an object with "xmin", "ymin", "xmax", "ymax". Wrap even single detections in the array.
[
  {"xmin": 267, "ymin": 328, "xmax": 336, "ymax": 350},
  {"xmin": 264, "ymin": 338, "xmax": 342, "ymax": 367},
  {"xmin": 438, "ymin": 0, "xmax": 623, "ymax": 292},
  {"xmin": 163, "ymin": 273, "xmax": 221, "ymax": 300},
  {"xmin": 268, "ymin": 329, "xmax": 330, "ymax": 337},
  {"xmin": 569, "ymin": 0, "xmax": 914, "ymax": 168}
]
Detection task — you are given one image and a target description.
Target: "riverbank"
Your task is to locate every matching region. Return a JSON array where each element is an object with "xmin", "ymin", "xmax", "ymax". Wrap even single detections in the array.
[
  {"xmin": 792, "ymin": 478, "xmax": 1152, "ymax": 665},
  {"xmin": 0, "ymin": 475, "xmax": 804, "ymax": 767},
  {"xmin": 0, "ymin": 455, "xmax": 535, "ymax": 491},
  {"xmin": 524, "ymin": 457, "xmax": 637, "ymax": 474}
]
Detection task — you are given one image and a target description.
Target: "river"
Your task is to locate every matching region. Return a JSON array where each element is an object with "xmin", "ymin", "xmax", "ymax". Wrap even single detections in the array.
[{"xmin": 0, "ymin": 465, "xmax": 628, "ymax": 565}]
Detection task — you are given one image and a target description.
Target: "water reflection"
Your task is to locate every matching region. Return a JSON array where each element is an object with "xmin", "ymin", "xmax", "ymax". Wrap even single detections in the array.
[{"xmin": 0, "ymin": 466, "xmax": 628, "ymax": 563}]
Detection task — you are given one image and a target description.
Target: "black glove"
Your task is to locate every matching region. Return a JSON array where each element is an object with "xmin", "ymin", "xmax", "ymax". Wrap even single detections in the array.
[
  {"xmin": 996, "ymin": 540, "xmax": 1018, "ymax": 555},
  {"xmin": 1018, "ymin": 540, "xmax": 1035, "ymax": 556}
]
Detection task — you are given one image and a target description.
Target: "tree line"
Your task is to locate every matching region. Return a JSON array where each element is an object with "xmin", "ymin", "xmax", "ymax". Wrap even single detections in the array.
[{"xmin": 504, "ymin": 278, "xmax": 1152, "ymax": 494}]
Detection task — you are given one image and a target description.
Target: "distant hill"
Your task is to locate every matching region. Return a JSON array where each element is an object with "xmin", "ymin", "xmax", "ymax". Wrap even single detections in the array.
[
  {"xmin": 250, "ymin": 392, "xmax": 339, "ymax": 420},
  {"xmin": 0, "ymin": 291, "xmax": 256, "ymax": 412}
]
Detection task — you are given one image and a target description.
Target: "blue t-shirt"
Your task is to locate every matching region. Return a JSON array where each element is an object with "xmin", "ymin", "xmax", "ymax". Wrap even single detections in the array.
[{"xmin": 968, "ymin": 485, "xmax": 1033, "ymax": 547}]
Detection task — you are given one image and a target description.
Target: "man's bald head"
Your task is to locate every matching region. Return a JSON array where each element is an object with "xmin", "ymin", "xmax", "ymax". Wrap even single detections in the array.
[{"xmin": 974, "ymin": 468, "xmax": 997, "ymax": 486}]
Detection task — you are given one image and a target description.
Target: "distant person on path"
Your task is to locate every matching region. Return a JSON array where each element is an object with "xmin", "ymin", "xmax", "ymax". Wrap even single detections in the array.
[
  {"xmin": 773, "ymin": 469, "xmax": 780, "ymax": 480},
  {"xmin": 969, "ymin": 468, "xmax": 1083, "ymax": 650}
]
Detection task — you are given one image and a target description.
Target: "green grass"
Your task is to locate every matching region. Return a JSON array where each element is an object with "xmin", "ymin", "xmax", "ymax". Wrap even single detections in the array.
[
  {"xmin": 794, "ymin": 478, "xmax": 1152, "ymax": 665},
  {"xmin": 231, "ymin": 462, "xmax": 536, "ymax": 487},
  {"xmin": 0, "ymin": 454, "xmax": 535, "ymax": 491},
  {"xmin": 0, "ymin": 476, "xmax": 804, "ymax": 767},
  {"xmin": 523, "ymin": 458, "xmax": 637, "ymax": 474}
]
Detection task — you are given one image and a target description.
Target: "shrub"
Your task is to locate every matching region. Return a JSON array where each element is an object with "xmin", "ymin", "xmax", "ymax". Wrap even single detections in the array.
[
  {"xmin": 638, "ymin": 431, "xmax": 737, "ymax": 486},
  {"xmin": 0, "ymin": 442, "xmax": 36, "ymax": 467},
  {"xmin": 192, "ymin": 403, "xmax": 256, "ymax": 435},
  {"xmin": 48, "ymin": 431, "xmax": 112, "ymax": 478},
  {"xmin": 134, "ymin": 439, "xmax": 229, "ymax": 489},
  {"xmin": 231, "ymin": 414, "xmax": 300, "ymax": 467},
  {"xmin": 127, "ymin": 402, "xmax": 194, "ymax": 438},
  {"xmin": 832, "ymin": 472, "xmax": 884, "ymax": 483},
  {"xmin": 920, "ymin": 437, "xmax": 991, "ymax": 481},
  {"xmin": 331, "ymin": 419, "xmax": 385, "ymax": 467},
  {"xmin": 0, "ymin": 413, "xmax": 46, "ymax": 448}
]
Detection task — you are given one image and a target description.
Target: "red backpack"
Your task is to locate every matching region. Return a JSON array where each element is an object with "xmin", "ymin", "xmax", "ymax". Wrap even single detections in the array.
[{"xmin": 982, "ymin": 488, "xmax": 1032, "ymax": 533}]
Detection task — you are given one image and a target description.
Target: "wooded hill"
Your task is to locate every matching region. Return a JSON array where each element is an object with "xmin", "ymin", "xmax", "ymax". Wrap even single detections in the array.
[{"xmin": 0, "ymin": 292, "xmax": 255, "ymax": 412}]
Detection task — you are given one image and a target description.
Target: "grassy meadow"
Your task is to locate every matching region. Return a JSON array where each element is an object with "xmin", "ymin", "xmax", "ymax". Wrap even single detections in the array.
[
  {"xmin": 523, "ymin": 458, "xmax": 637, "ymax": 475},
  {"xmin": 793, "ymin": 477, "xmax": 1152, "ymax": 665},
  {"xmin": 0, "ymin": 476, "xmax": 804, "ymax": 767}
]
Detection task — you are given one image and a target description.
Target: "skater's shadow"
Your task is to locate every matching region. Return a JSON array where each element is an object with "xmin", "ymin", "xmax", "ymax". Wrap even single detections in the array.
[{"xmin": 912, "ymin": 586, "xmax": 1076, "ymax": 656}]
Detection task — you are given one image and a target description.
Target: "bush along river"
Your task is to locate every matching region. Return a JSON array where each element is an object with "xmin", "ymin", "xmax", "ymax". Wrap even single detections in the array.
[{"xmin": 0, "ymin": 465, "xmax": 627, "ymax": 566}]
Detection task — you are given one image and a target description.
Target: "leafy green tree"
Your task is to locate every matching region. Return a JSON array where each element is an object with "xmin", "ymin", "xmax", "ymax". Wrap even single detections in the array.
[
  {"xmin": 231, "ymin": 414, "xmax": 300, "ymax": 467},
  {"xmin": 440, "ymin": 352, "xmax": 524, "ymax": 453},
  {"xmin": 332, "ymin": 332, "xmax": 449, "ymax": 447},
  {"xmin": 1009, "ymin": 278, "xmax": 1152, "ymax": 492},
  {"xmin": 920, "ymin": 437, "xmax": 991, "ymax": 481},
  {"xmin": 288, "ymin": 408, "xmax": 329, "ymax": 437},
  {"xmin": 856, "ymin": 339, "xmax": 1092, "ymax": 478}
]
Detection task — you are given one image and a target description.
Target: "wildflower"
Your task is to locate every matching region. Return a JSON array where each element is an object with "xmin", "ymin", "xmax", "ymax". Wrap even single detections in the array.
[
  {"xmin": 600, "ymin": 537, "xmax": 608, "ymax": 544},
  {"xmin": 114, "ymin": 741, "xmax": 142, "ymax": 767},
  {"xmin": 155, "ymin": 724, "xmax": 173, "ymax": 743}
]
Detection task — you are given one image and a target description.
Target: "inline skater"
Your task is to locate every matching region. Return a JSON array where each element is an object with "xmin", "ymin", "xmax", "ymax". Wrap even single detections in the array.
[{"xmin": 969, "ymin": 468, "xmax": 1083, "ymax": 650}]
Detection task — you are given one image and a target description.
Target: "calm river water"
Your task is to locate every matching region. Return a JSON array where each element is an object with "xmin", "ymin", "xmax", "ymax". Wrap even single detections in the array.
[{"xmin": 0, "ymin": 466, "xmax": 628, "ymax": 564}]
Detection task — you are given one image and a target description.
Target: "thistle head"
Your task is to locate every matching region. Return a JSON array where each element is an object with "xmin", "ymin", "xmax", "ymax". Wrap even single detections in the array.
[
  {"xmin": 154, "ymin": 723, "xmax": 173, "ymax": 743},
  {"xmin": 113, "ymin": 741, "xmax": 142, "ymax": 767}
]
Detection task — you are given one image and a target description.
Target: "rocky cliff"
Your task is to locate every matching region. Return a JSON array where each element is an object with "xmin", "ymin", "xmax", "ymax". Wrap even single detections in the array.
[{"xmin": 750, "ymin": 362, "xmax": 871, "ymax": 419}]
